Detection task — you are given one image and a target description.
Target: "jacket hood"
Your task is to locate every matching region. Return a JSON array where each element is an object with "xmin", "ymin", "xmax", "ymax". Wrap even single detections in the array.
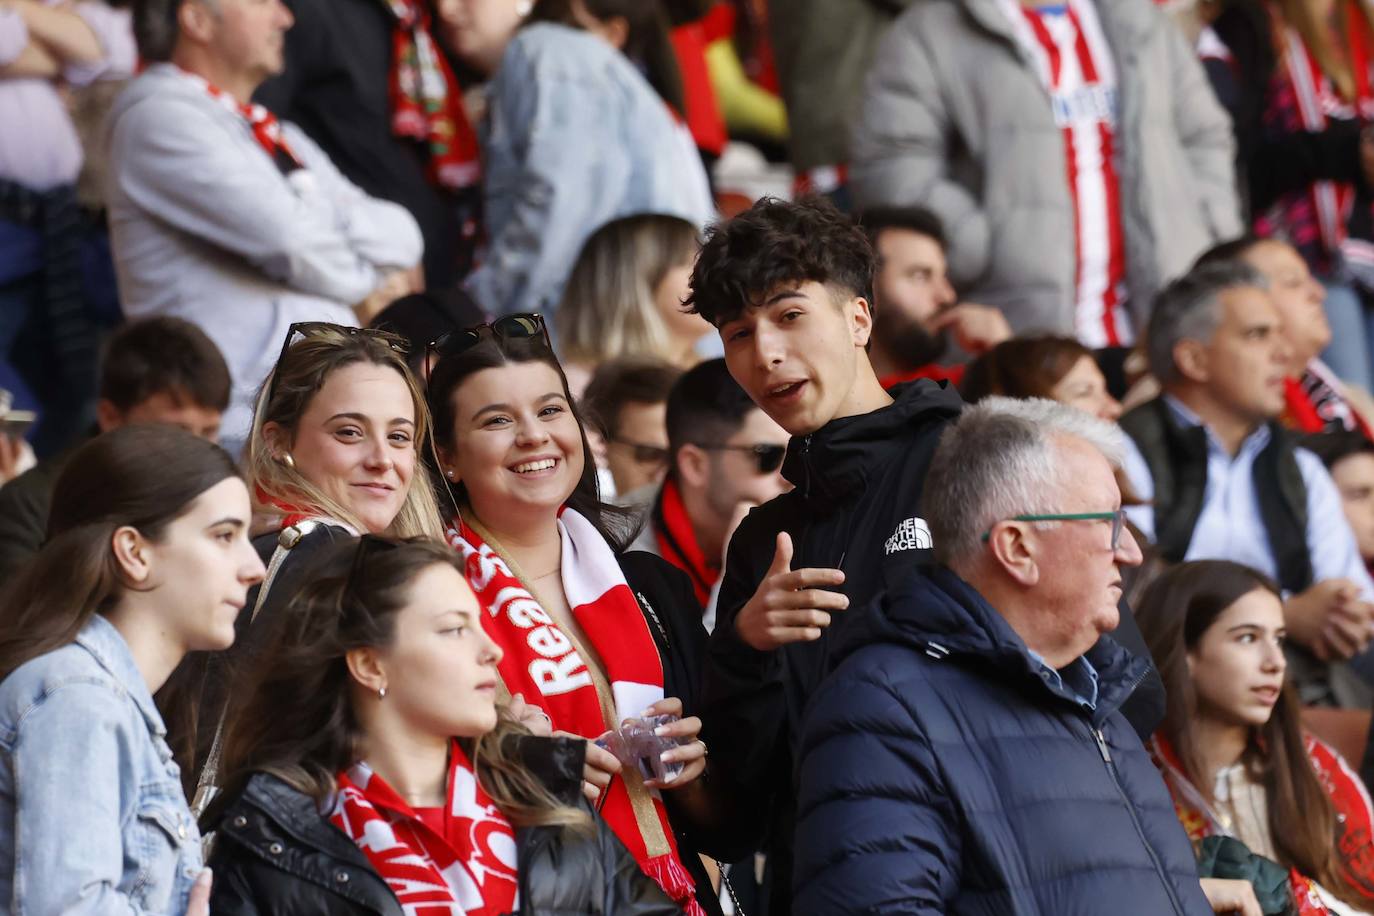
[
  {"xmin": 837, "ymin": 565, "xmax": 1151, "ymax": 724},
  {"xmin": 781, "ymin": 379, "xmax": 963, "ymax": 504}
]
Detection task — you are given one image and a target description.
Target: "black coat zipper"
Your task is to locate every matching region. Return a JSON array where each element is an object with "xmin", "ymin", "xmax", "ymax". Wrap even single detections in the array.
[{"xmin": 1088, "ymin": 723, "xmax": 1188, "ymax": 916}]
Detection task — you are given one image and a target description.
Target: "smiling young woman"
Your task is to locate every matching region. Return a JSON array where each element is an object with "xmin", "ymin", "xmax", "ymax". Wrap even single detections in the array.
[
  {"xmin": 425, "ymin": 318, "xmax": 731, "ymax": 915},
  {"xmin": 1135, "ymin": 560, "xmax": 1374, "ymax": 913},
  {"xmin": 164, "ymin": 323, "xmax": 445, "ymax": 804}
]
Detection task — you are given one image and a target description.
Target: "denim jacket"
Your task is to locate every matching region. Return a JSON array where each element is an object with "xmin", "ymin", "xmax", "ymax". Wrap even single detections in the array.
[
  {"xmin": 0, "ymin": 614, "xmax": 202, "ymax": 914},
  {"xmin": 466, "ymin": 22, "xmax": 715, "ymax": 318}
]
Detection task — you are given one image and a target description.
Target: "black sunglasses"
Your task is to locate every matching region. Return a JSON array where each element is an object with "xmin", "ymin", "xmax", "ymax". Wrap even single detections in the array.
[
  {"xmin": 425, "ymin": 314, "xmax": 551, "ymax": 383},
  {"xmin": 266, "ymin": 322, "xmax": 409, "ymax": 406},
  {"xmin": 698, "ymin": 443, "xmax": 787, "ymax": 474}
]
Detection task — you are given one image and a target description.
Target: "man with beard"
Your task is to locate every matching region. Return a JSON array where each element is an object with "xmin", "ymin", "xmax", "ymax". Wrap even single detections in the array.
[{"xmin": 859, "ymin": 207, "xmax": 1011, "ymax": 389}]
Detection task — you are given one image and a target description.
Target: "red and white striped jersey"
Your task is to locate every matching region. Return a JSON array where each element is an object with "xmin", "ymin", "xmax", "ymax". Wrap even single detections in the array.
[{"xmin": 998, "ymin": 0, "xmax": 1131, "ymax": 347}]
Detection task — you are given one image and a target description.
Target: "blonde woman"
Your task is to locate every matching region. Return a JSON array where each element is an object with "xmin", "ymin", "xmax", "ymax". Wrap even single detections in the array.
[
  {"xmin": 163, "ymin": 322, "xmax": 443, "ymax": 800},
  {"xmin": 555, "ymin": 214, "xmax": 709, "ymax": 396}
]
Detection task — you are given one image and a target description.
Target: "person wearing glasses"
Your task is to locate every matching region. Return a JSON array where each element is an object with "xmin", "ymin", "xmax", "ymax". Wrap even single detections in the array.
[
  {"xmin": 204, "ymin": 536, "xmax": 681, "ymax": 916},
  {"xmin": 426, "ymin": 314, "xmax": 729, "ymax": 916},
  {"xmin": 1121, "ymin": 262, "xmax": 1374, "ymax": 709},
  {"xmin": 792, "ymin": 397, "xmax": 1228, "ymax": 916},
  {"xmin": 0, "ymin": 425, "xmax": 265, "ymax": 915},
  {"xmin": 581, "ymin": 358, "xmax": 681, "ymax": 500},
  {"xmin": 629, "ymin": 359, "xmax": 790, "ymax": 632},
  {"xmin": 164, "ymin": 322, "xmax": 445, "ymax": 803}
]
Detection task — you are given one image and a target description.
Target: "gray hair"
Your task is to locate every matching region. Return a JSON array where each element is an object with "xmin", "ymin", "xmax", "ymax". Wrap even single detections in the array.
[
  {"xmin": 922, "ymin": 397, "xmax": 1125, "ymax": 567},
  {"xmin": 1145, "ymin": 261, "xmax": 1267, "ymax": 386}
]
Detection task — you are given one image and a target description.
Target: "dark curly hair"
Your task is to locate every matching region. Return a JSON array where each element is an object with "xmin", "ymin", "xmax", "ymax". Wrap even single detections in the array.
[{"xmin": 685, "ymin": 196, "xmax": 875, "ymax": 327}]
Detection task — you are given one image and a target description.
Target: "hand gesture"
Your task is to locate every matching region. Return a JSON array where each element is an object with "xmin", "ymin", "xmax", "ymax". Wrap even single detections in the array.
[
  {"xmin": 929, "ymin": 303, "xmax": 1012, "ymax": 355},
  {"xmin": 734, "ymin": 532, "xmax": 846, "ymax": 651}
]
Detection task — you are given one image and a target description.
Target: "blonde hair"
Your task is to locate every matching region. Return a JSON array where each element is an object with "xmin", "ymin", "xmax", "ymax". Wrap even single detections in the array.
[
  {"xmin": 246, "ymin": 327, "xmax": 443, "ymax": 539},
  {"xmin": 1278, "ymin": 0, "xmax": 1374, "ymax": 102},
  {"xmin": 555, "ymin": 213, "xmax": 700, "ymax": 367}
]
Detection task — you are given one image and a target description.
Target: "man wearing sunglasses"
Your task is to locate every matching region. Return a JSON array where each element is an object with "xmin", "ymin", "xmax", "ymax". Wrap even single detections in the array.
[{"xmin": 630, "ymin": 360, "xmax": 791, "ymax": 631}]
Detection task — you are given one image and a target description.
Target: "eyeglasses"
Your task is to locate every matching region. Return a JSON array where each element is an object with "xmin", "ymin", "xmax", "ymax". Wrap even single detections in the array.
[
  {"xmin": 980, "ymin": 509, "xmax": 1128, "ymax": 550},
  {"xmin": 265, "ymin": 322, "xmax": 408, "ymax": 406},
  {"xmin": 425, "ymin": 314, "xmax": 550, "ymax": 383},
  {"xmin": 608, "ymin": 436, "xmax": 670, "ymax": 466},
  {"xmin": 698, "ymin": 443, "xmax": 787, "ymax": 474}
]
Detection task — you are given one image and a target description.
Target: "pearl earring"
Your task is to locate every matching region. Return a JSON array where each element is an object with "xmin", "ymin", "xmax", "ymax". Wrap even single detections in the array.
[{"xmin": 378, "ymin": 686, "xmax": 387, "ymax": 699}]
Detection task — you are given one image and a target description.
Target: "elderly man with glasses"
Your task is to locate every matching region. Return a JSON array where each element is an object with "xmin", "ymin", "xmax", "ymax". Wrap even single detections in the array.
[{"xmin": 792, "ymin": 396, "xmax": 1238, "ymax": 916}]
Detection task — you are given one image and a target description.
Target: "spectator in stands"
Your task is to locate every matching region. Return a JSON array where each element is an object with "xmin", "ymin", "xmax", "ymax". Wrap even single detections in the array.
[
  {"xmin": 1198, "ymin": 236, "xmax": 1373, "ymax": 439},
  {"xmin": 1303, "ymin": 430, "xmax": 1374, "ymax": 575},
  {"xmin": 205, "ymin": 538, "xmax": 680, "ymax": 915},
  {"xmin": 436, "ymin": 0, "xmax": 713, "ymax": 318},
  {"xmin": 963, "ymin": 335, "xmax": 1123, "ymax": 422},
  {"xmin": 0, "ymin": 425, "xmax": 263, "ymax": 915},
  {"xmin": 555, "ymin": 213, "xmax": 708, "ymax": 396},
  {"xmin": 0, "ymin": 316, "xmax": 230, "ymax": 582},
  {"xmin": 850, "ymin": 0, "xmax": 1241, "ymax": 347},
  {"xmin": 793, "ymin": 398, "xmax": 1217, "ymax": 916},
  {"xmin": 110, "ymin": 0, "xmax": 425, "ymax": 454},
  {"xmin": 630, "ymin": 359, "xmax": 790, "ymax": 629},
  {"xmin": 369, "ymin": 289, "xmax": 485, "ymax": 379},
  {"xmin": 0, "ymin": 0, "xmax": 135, "ymax": 457},
  {"xmin": 1209, "ymin": 0, "xmax": 1374, "ymax": 391},
  {"xmin": 767, "ymin": 0, "xmax": 908, "ymax": 203},
  {"xmin": 1136, "ymin": 560, "xmax": 1374, "ymax": 912},
  {"xmin": 255, "ymin": 0, "xmax": 482, "ymax": 288},
  {"xmin": 1122, "ymin": 261, "xmax": 1374, "ymax": 707},
  {"xmin": 581, "ymin": 358, "xmax": 682, "ymax": 499},
  {"xmin": 425, "ymin": 316, "xmax": 727, "ymax": 914},
  {"xmin": 165, "ymin": 323, "xmax": 442, "ymax": 801},
  {"xmin": 858, "ymin": 206, "xmax": 1011, "ymax": 389}
]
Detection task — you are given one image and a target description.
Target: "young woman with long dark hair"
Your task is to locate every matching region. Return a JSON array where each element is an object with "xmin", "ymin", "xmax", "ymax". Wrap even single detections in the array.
[
  {"xmin": 0, "ymin": 424, "xmax": 265, "ymax": 914},
  {"xmin": 1136, "ymin": 559, "xmax": 1374, "ymax": 915},
  {"xmin": 206, "ymin": 537, "xmax": 680, "ymax": 915},
  {"xmin": 425, "ymin": 315, "xmax": 730, "ymax": 915}
]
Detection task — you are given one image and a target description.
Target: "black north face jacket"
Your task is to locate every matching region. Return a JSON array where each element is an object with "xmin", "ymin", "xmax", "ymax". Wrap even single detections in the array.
[{"xmin": 699, "ymin": 379, "xmax": 1167, "ymax": 915}]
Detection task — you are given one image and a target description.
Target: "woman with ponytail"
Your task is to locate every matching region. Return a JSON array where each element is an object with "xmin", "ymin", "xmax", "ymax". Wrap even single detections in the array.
[
  {"xmin": 0, "ymin": 424, "xmax": 265, "ymax": 914},
  {"xmin": 1136, "ymin": 560, "xmax": 1374, "ymax": 915},
  {"xmin": 206, "ymin": 536, "xmax": 680, "ymax": 915}
]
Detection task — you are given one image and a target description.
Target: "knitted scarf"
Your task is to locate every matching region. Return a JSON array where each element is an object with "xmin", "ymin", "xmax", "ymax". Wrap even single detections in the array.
[
  {"xmin": 1284, "ymin": 361, "xmax": 1374, "ymax": 439},
  {"xmin": 445, "ymin": 509, "xmax": 704, "ymax": 915},
  {"xmin": 653, "ymin": 478, "xmax": 716, "ymax": 608},
  {"xmin": 379, "ymin": 0, "xmax": 481, "ymax": 190},
  {"xmin": 330, "ymin": 740, "xmax": 518, "ymax": 915},
  {"xmin": 175, "ymin": 67, "xmax": 303, "ymax": 172},
  {"xmin": 1149, "ymin": 733, "xmax": 1374, "ymax": 914}
]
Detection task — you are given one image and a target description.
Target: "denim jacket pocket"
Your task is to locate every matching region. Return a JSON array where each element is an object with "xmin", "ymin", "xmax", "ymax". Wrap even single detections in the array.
[{"xmin": 129, "ymin": 783, "xmax": 198, "ymax": 911}]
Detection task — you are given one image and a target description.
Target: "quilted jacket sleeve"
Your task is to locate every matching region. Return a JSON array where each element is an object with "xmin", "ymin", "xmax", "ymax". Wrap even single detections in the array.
[{"xmin": 793, "ymin": 664, "xmax": 960, "ymax": 916}]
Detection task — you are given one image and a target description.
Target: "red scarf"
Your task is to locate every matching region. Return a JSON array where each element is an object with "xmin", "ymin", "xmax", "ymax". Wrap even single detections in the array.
[
  {"xmin": 654, "ymin": 478, "xmax": 717, "ymax": 608},
  {"xmin": 445, "ymin": 509, "xmax": 705, "ymax": 915},
  {"xmin": 1284, "ymin": 362, "xmax": 1374, "ymax": 439},
  {"xmin": 1149, "ymin": 732, "xmax": 1374, "ymax": 913},
  {"xmin": 175, "ymin": 67, "xmax": 303, "ymax": 170},
  {"xmin": 380, "ymin": 0, "xmax": 481, "ymax": 190},
  {"xmin": 330, "ymin": 740, "xmax": 518, "ymax": 916}
]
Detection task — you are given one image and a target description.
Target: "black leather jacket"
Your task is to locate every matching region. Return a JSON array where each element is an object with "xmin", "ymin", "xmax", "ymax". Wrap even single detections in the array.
[{"xmin": 206, "ymin": 737, "xmax": 683, "ymax": 915}]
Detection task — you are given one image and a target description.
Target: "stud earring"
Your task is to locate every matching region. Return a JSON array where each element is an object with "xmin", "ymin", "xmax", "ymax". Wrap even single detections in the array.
[
  {"xmin": 515, "ymin": 0, "xmax": 533, "ymax": 16},
  {"xmin": 277, "ymin": 453, "xmax": 296, "ymax": 470},
  {"xmin": 445, "ymin": 469, "xmax": 456, "ymax": 479},
  {"xmin": 378, "ymin": 686, "xmax": 387, "ymax": 699}
]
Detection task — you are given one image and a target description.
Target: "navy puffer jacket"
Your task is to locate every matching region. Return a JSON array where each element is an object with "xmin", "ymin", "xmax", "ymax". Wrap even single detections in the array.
[{"xmin": 793, "ymin": 567, "xmax": 1212, "ymax": 916}]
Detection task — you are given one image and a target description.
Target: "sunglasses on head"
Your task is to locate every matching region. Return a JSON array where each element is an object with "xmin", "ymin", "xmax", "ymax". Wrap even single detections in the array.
[
  {"xmin": 266, "ymin": 322, "xmax": 408, "ymax": 406},
  {"xmin": 698, "ymin": 443, "xmax": 787, "ymax": 474},
  {"xmin": 424, "ymin": 314, "xmax": 551, "ymax": 383}
]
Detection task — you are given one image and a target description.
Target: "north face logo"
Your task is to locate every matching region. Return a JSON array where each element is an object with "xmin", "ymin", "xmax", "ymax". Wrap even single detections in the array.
[{"xmin": 885, "ymin": 517, "xmax": 933, "ymax": 554}]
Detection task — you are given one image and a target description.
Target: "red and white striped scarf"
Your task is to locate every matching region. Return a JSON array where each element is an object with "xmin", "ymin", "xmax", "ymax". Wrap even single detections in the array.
[
  {"xmin": 329, "ymin": 740, "xmax": 518, "ymax": 916},
  {"xmin": 174, "ymin": 67, "xmax": 303, "ymax": 171},
  {"xmin": 445, "ymin": 508, "xmax": 704, "ymax": 915}
]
